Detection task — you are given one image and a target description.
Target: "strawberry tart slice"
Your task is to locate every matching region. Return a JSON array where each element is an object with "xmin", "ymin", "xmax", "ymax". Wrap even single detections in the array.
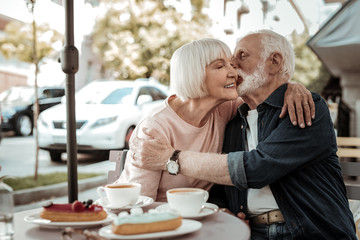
[{"xmin": 40, "ymin": 200, "xmax": 107, "ymax": 222}]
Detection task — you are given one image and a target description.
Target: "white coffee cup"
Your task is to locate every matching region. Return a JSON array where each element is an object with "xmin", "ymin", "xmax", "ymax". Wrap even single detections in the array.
[
  {"xmin": 166, "ymin": 188, "xmax": 209, "ymax": 216},
  {"xmin": 97, "ymin": 182, "xmax": 141, "ymax": 208}
]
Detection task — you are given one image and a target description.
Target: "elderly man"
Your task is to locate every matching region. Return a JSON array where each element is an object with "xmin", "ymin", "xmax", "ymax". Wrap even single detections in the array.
[{"xmin": 131, "ymin": 30, "xmax": 356, "ymax": 239}]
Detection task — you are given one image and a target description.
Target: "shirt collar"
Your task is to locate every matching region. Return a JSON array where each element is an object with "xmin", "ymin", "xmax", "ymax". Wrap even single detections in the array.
[{"xmin": 238, "ymin": 83, "xmax": 288, "ymax": 117}]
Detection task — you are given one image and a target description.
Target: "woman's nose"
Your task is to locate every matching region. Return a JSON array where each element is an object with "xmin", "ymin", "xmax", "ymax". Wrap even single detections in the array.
[{"xmin": 228, "ymin": 66, "xmax": 237, "ymax": 79}]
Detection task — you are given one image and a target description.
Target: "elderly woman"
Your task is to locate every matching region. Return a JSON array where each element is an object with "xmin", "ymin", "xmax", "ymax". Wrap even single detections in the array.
[{"xmin": 115, "ymin": 38, "xmax": 313, "ymax": 201}]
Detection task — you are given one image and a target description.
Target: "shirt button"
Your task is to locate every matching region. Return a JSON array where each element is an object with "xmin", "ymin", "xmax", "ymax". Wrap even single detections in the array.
[
  {"xmin": 241, "ymin": 125, "xmax": 243, "ymax": 129},
  {"xmin": 240, "ymin": 205, "xmax": 244, "ymax": 209}
]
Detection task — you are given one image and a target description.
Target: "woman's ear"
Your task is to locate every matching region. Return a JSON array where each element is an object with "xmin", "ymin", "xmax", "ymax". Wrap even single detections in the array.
[{"xmin": 268, "ymin": 52, "xmax": 283, "ymax": 74}]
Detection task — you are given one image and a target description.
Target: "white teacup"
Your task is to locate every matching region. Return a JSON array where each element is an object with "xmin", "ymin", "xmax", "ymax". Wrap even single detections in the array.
[
  {"xmin": 97, "ymin": 183, "xmax": 141, "ymax": 208},
  {"xmin": 166, "ymin": 188, "xmax": 209, "ymax": 216}
]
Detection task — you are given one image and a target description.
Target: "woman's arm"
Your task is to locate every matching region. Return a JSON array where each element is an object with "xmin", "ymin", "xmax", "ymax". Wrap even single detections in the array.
[{"xmin": 116, "ymin": 120, "xmax": 164, "ymax": 200}]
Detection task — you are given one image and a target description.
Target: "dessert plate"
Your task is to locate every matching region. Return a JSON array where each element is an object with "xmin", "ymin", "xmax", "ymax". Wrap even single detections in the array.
[
  {"xmin": 95, "ymin": 196, "xmax": 154, "ymax": 210},
  {"xmin": 24, "ymin": 212, "xmax": 116, "ymax": 229},
  {"xmin": 155, "ymin": 203, "xmax": 219, "ymax": 219},
  {"xmin": 98, "ymin": 219, "xmax": 202, "ymax": 239}
]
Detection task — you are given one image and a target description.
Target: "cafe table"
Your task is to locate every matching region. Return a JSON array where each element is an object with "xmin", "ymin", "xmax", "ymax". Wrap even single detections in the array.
[{"xmin": 14, "ymin": 202, "xmax": 250, "ymax": 240}]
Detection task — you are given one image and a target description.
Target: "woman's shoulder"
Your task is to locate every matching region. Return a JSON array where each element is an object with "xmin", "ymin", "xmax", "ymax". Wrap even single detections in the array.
[{"xmin": 216, "ymin": 98, "xmax": 242, "ymax": 121}]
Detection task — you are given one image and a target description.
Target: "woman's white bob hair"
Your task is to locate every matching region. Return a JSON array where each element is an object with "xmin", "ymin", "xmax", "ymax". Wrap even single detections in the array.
[{"xmin": 170, "ymin": 38, "xmax": 232, "ymax": 101}]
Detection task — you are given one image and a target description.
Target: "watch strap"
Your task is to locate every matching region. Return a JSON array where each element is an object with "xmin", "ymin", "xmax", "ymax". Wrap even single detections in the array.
[{"xmin": 170, "ymin": 150, "xmax": 181, "ymax": 162}]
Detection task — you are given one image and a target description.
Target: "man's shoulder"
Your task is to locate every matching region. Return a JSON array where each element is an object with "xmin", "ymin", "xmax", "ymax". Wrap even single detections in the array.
[{"xmin": 311, "ymin": 92, "xmax": 322, "ymax": 101}]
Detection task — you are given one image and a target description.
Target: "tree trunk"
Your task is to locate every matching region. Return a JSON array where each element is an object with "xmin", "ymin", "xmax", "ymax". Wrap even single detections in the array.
[{"xmin": 32, "ymin": 16, "xmax": 39, "ymax": 181}]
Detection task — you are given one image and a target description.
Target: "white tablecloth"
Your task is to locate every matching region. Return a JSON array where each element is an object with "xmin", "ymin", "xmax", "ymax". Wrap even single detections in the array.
[{"xmin": 14, "ymin": 203, "xmax": 250, "ymax": 240}]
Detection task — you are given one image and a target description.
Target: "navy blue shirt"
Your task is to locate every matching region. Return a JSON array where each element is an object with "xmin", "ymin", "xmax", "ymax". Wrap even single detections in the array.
[{"xmin": 221, "ymin": 84, "xmax": 356, "ymax": 239}]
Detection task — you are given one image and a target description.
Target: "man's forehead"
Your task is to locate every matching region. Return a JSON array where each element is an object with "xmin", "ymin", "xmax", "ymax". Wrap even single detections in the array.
[{"xmin": 234, "ymin": 34, "xmax": 261, "ymax": 54}]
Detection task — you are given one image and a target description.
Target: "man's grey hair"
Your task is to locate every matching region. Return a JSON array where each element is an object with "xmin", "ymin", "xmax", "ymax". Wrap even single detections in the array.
[
  {"xmin": 239, "ymin": 29, "xmax": 295, "ymax": 82},
  {"xmin": 170, "ymin": 38, "xmax": 232, "ymax": 101}
]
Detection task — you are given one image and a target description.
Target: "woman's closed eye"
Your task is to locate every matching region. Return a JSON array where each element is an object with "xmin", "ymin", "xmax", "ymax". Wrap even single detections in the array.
[{"xmin": 216, "ymin": 64, "xmax": 225, "ymax": 69}]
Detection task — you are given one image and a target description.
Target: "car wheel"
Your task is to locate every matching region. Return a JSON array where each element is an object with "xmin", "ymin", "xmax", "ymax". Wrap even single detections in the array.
[
  {"xmin": 125, "ymin": 126, "xmax": 135, "ymax": 149},
  {"xmin": 50, "ymin": 150, "xmax": 62, "ymax": 162},
  {"xmin": 15, "ymin": 115, "xmax": 33, "ymax": 136}
]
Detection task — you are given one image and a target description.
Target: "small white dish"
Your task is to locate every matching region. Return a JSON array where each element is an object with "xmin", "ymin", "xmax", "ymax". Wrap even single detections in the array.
[
  {"xmin": 95, "ymin": 196, "xmax": 154, "ymax": 210},
  {"xmin": 24, "ymin": 212, "xmax": 116, "ymax": 229},
  {"xmin": 155, "ymin": 203, "xmax": 219, "ymax": 219},
  {"xmin": 98, "ymin": 219, "xmax": 202, "ymax": 239}
]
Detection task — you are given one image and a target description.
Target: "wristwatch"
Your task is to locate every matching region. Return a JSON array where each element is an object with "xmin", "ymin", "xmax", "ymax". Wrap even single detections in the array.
[{"xmin": 166, "ymin": 150, "xmax": 181, "ymax": 175}]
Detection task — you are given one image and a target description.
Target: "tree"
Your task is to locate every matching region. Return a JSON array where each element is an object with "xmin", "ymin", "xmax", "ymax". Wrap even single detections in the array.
[
  {"xmin": 91, "ymin": 0, "xmax": 212, "ymax": 85},
  {"xmin": 0, "ymin": 4, "xmax": 63, "ymax": 180},
  {"xmin": 290, "ymin": 30, "xmax": 330, "ymax": 94},
  {"xmin": 0, "ymin": 22, "xmax": 62, "ymax": 66}
]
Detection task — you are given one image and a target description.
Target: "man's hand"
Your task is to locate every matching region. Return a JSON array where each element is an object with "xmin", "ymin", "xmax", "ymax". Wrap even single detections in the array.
[
  {"xmin": 130, "ymin": 127, "xmax": 174, "ymax": 171},
  {"xmin": 280, "ymin": 81, "xmax": 315, "ymax": 128}
]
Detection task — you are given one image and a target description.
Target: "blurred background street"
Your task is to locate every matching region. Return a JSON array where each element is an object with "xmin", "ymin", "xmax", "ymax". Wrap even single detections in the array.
[{"xmin": 0, "ymin": 133, "xmax": 112, "ymax": 177}]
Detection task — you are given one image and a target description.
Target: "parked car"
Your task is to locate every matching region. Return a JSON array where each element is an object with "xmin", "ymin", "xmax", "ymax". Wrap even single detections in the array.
[
  {"xmin": 0, "ymin": 86, "xmax": 65, "ymax": 136},
  {"xmin": 38, "ymin": 79, "xmax": 169, "ymax": 162}
]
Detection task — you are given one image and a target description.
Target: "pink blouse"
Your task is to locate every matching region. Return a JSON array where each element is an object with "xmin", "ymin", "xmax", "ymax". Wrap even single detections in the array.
[{"xmin": 116, "ymin": 95, "xmax": 238, "ymax": 201}]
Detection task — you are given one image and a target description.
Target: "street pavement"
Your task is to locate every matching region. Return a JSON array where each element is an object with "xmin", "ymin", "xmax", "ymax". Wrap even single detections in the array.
[
  {"xmin": 14, "ymin": 186, "xmax": 101, "ymax": 212},
  {"xmin": 13, "ymin": 160, "xmax": 114, "ymax": 212},
  {"xmin": 0, "ymin": 134, "xmax": 118, "ymax": 213}
]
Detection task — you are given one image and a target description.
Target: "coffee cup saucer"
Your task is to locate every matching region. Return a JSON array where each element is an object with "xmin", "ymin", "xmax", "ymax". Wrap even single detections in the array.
[
  {"xmin": 155, "ymin": 202, "xmax": 219, "ymax": 220},
  {"xmin": 95, "ymin": 196, "xmax": 154, "ymax": 210}
]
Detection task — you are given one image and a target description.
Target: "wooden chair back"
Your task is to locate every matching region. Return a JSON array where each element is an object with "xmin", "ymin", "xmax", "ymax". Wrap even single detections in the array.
[
  {"xmin": 337, "ymin": 137, "xmax": 360, "ymax": 200},
  {"xmin": 337, "ymin": 137, "xmax": 360, "ymax": 159},
  {"xmin": 107, "ymin": 150, "xmax": 128, "ymax": 184}
]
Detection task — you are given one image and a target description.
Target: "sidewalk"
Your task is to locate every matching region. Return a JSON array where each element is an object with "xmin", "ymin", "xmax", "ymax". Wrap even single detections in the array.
[
  {"xmin": 14, "ymin": 185, "xmax": 103, "ymax": 212},
  {"xmin": 14, "ymin": 160, "xmax": 114, "ymax": 212}
]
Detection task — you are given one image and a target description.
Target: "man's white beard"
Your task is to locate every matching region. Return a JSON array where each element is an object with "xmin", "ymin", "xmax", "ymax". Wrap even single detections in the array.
[{"xmin": 236, "ymin": 62, "xmax": 267, "ymax": 97}]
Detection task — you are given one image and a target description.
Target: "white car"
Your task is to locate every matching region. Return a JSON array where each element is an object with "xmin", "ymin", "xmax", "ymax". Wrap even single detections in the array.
[{"xmin": 38, "ymin": 79, "xmax": 168, "ymax": 162}]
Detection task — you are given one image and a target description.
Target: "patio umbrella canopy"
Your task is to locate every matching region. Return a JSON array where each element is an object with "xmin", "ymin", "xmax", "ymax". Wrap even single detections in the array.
[
  {"xmin": 307, "ymin": 0, "xmax": 360, "ymax": 77},
  {"xmin": 308, "ymin": 0, "xmax": 360, "ymax": 137}
]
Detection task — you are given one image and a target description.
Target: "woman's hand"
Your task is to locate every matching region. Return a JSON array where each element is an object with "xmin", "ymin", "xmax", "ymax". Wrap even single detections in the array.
[
  {"xmin": 280, "ymin": 81, "xmax": 315, "ymax": 128},
  {"xmin": 220, "ymin": 209, "xmax": 250, "ymax": 226},
  {"xmin": 130, "ymin": 127, "xmax": 174, "ymax": 171},
  {"xmin": 237, "ymin": 212, "xmax": 250, "ymax": 226}
]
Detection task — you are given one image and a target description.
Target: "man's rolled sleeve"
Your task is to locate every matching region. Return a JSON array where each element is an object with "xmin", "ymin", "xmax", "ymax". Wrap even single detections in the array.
[{"xmin": 227, "ymin": 151, "xmax": 248, "ymax": 189}]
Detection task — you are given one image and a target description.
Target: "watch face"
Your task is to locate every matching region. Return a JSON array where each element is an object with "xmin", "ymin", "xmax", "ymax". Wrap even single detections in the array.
[{"xmin": 167, "ymin": 161, "xmax": 179, "ymax": 174}]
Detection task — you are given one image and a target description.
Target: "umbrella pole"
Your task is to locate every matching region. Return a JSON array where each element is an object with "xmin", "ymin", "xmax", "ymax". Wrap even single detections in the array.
[{"xmin": 61, "ymin": 0, "xmax": 79, "ymax": 203}]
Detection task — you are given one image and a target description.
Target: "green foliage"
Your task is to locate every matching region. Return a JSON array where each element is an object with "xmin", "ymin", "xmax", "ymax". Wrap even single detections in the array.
[
  {"xmin": 290, "ymin": 31, "xmax": 330, "ymax": 94},
  {"xmin": 3, "ymin": 172, "xmax": 103, "ymax": 191},
  {"xmin": 91, "ymin": 0, "xmax": 212, "ymax": 85},
  {"xmin": 0, "ymin": 21, "xmax": 63, "ymax": 64}
]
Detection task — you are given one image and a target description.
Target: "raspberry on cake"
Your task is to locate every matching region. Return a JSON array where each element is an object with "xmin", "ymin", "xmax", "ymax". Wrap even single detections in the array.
[
  {"xmin": 112, "ymin": 208, "xmax": 182, "ymax": 235},
  {"xmin": 40, "ymin": 200, "xmax": 107, "ymax": 222}
]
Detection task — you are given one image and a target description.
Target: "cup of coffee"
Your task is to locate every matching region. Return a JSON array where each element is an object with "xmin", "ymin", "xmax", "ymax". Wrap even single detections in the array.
[
  {"xmin": 166, "ymin": 188, "xmax": 209, "ymax": 216},
  {"xmin": 97, "ymin": 183, "xmax": 141, "ymax": 208}
]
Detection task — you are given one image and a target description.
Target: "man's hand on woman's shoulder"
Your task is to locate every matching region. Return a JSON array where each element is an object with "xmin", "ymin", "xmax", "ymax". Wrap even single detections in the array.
[{"xmin": 280, "ymin": 81, "xmax": 315, "ymax": 128}]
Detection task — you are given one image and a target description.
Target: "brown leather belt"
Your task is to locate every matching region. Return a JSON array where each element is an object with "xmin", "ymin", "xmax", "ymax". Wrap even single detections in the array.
[{"xmin": 250, "ymin": 210, "xmax": 285, "ymax": 225}]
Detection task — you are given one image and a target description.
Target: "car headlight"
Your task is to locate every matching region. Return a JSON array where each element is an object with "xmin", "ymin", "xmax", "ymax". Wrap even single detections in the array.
[{"xmin": 91, "ymin": 116, "xmax": 118, "ymax": 128}]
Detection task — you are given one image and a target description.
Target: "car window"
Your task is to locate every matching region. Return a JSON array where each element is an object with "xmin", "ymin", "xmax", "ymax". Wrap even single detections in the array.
[
  {"xmin": 149, "ymin": 87, "xmax": 167, "ymax": 100},
  {"xmin": 42, "ymin": 88, "xmax": 65, "ymax": 98},
  {"xmin": 137, "ymin": 87, "xmax": 167, "ymax": 102},
  {"xmin": 101, "ymin": 87, "xmax": 133, "ymax": 104}
]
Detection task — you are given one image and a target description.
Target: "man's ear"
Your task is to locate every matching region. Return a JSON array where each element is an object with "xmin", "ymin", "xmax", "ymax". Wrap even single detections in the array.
[{"xmin": 268, "ymin": 52, "xmax": 283, "ymax": 74}]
